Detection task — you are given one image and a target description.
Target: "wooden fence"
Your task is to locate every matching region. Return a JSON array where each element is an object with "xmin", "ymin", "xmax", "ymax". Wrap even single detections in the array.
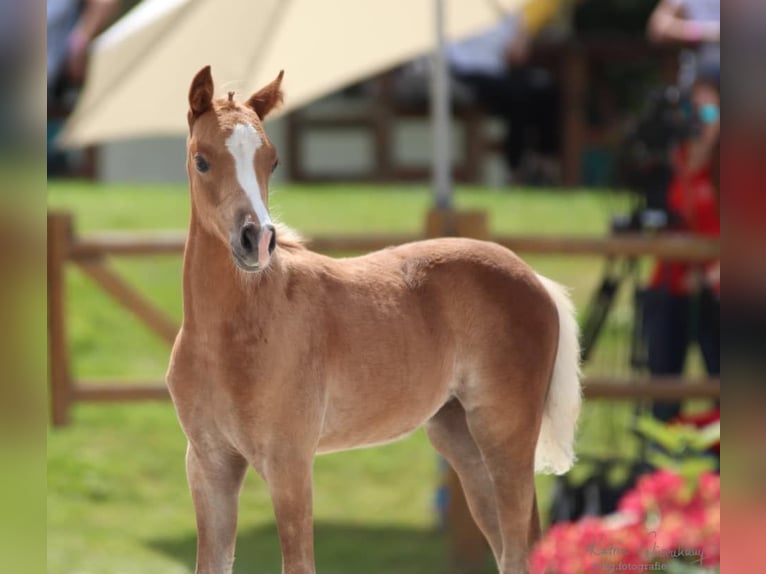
[{"xmin": 48, "ymin": 210, "xmax": 720, "ymax": 426}]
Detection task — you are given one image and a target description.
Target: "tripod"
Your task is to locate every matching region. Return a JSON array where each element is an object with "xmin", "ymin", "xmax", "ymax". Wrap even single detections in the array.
[{"xmin": 579, "ymin": 252, "xmax": 646, "ymax": 370}]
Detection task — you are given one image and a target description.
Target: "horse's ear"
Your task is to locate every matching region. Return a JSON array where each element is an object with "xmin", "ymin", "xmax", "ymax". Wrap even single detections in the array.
[
  {"xmin": 188, "ymin": 65, "xmax": 214, "ymax": 123},
  {"xmin": 246, "ymin": 70, "xmax": 284, "ymax": 119}
]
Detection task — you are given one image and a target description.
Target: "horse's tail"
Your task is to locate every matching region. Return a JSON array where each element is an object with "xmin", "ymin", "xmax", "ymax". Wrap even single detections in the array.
[{"xmin": 534, "ymin": 274, "xmax": 582, "ymax": 475}]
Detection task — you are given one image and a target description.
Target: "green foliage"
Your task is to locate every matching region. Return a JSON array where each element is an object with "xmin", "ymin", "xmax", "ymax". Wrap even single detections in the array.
[
  {"xmin": 636, "ymin": 415, "xmax": 720, "ymax": 491},
  {"xmin": 636, "ymin": 416, "xmax": 720, "ymax": 454}
]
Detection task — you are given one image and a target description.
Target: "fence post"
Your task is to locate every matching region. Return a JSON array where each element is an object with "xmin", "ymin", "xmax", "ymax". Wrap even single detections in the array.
[
  {"xmin": 426, "ymin": 208, "xmax": 490, "ymax": 572},
  {"xmin": 48, "ymin": 212, "xmax": 74, "ymax": 426},
  {"xmin": 425, "ymin": 208, "xmax": 489, "ymax": 240}
]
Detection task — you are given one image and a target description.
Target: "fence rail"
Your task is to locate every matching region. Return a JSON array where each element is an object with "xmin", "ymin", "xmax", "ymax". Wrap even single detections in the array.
[
  {"xmin": 48, "ymin": 210, "xmax": 720, "ymax": 426},
  {"xmin": 70, "ymin": 230, "xmax": 720, "ymax": 261},
  {"xmin": 69, "ymin": 377, "xmax": 720, "ymax": 404}
]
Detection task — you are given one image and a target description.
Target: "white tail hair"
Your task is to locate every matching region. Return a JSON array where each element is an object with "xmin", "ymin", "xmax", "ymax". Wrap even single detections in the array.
[{"xmin": 534, "ymin": 274, "xmax": 582, "ymax": 475}]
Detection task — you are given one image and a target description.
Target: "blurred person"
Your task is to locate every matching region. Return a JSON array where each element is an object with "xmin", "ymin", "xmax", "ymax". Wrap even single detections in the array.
[
  {"xmin": 648, "ymin": 0, "xmax": 720, "ymax": 89},
  {"xmin": 447, "ymin": 0, "xmax": 570, "ymax": 185},
  {"xmin": 644, "ymin": 69, "xmax": 720, "ymax": 423},
  {"xmin": 47, "ymin": 0, "xmax": 120, "ymax": 175},
  {"xmin": 643, "ymin": 1, "xmax": 720, "ymax": 423}
]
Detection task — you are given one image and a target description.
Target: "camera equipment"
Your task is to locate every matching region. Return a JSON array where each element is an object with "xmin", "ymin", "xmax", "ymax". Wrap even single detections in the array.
[
  {"xmin": 581, "ymin": 86, "xmax": 698, "ymax": 363},
  {"xmin": 612, "ymin": 86, "xmax": 698, "ymax": 234}
]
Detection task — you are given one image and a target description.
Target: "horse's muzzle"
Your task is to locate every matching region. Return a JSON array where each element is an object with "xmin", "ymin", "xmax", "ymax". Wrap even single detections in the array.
[{"xmin": 231, "ymin": 221, "xmax": 276, "ymax": 271}]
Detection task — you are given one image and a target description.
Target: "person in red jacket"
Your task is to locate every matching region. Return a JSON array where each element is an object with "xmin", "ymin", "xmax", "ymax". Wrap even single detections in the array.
[{"xmin": 645, "ymin": 71, "xmax": 720, "ymax": 422}]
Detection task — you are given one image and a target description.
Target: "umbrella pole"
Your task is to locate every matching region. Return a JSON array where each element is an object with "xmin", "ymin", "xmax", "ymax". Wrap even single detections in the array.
[
  {"xmin": 429, "ymin": 6, "xmax": 492, "ymax": 568},
  {"xmin": 431, "ymin": 0, "xmax": 453, "ymax": 210}
]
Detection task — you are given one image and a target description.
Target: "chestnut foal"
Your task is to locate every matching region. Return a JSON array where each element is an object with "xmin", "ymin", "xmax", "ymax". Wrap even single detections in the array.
[{"xmin": 167, "ymin": 66, "xmax": 581, "ymax": 574}]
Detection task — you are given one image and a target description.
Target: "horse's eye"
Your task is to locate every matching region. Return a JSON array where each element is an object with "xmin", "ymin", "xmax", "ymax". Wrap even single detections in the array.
[
  {"xmin": 195, "ymin": 154, "xmax": 209, "ymax": 173},
  {"xmin": 272, "ymin": 158, "xmax": 279, "ymax": 173}
]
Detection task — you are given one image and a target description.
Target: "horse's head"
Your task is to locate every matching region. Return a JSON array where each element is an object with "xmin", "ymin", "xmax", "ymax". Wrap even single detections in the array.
[{"xmin": 186, "ymin": 65, "xmax": 284, "ymax": 272}]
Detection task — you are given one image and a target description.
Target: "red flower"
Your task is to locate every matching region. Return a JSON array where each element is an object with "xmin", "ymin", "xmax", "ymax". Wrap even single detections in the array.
[{"xmin": 530, "ymin": 471, "xmax": 720, "ymax": 573}]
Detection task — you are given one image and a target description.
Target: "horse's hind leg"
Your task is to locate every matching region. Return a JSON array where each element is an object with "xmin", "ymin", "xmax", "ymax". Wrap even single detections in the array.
[
  {"xmin": 464, "ymin": 400, "xmax": 541, "ymax": 574},
  {"xmin": 425, "ymin": 399, "xmax": 503, "ymax": 566}
]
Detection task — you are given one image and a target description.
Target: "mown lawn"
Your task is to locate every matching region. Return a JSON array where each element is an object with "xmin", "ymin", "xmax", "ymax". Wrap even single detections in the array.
[{"xmin": 47, "ymin": 181, "xmax": 642, "ymax": 574}]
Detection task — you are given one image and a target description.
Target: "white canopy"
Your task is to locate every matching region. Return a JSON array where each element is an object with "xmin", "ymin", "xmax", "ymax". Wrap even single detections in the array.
[{"xmin": 60, "ymin": 0, "xmax": 523, "ymax": 146}]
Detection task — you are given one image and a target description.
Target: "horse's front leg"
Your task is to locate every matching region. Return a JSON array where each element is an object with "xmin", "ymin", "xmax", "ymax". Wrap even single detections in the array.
[
  {"xmin": 186, "ymin": 443, "xmax": 248, "ymax": 574},
  {"xmin": 264, "ymin": 452, "xmax": 316, "ymax": 574}
]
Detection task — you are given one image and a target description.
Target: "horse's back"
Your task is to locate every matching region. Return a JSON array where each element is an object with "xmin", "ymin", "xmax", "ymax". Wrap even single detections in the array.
[
  {"xmin": 325, "ymin": 237, "xmax": 557, "ymax": 355},
  {"xmin": 369, "ymin": 237, "xmax": 555, "ymax": 324},
  {"xmin": 396, "ymin": 237, "xmax": 558, "ymax": 352},
  {"xmin": 386, "ymin": 237, "xmax": 534, "ymax": 282}
]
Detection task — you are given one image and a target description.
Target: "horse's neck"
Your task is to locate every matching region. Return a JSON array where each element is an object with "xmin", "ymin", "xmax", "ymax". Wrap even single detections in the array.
[{"xmin": 182, "ymin": 212, "xmax": 282, "ymax": 330}]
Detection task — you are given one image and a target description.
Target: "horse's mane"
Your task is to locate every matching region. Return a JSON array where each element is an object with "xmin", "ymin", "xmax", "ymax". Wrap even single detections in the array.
[{"xmin": 274, "ymin": 222, "xmax": 306, "ymax": 251}]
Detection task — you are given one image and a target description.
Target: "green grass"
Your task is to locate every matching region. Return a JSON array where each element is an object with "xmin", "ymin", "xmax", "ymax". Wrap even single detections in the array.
[
  {"xmin": 48, "ymin": 403, "xmax": 445, "ymax": 574},
  {"xmin": 48, "ymin": 181, "xmax": 643, "ymax": 574},
  {"xmin": 47, "ymin": 181, "xmax": 628, "ymax": 235}
]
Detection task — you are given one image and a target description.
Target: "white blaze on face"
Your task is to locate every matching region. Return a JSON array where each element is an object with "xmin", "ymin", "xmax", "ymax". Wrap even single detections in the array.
[{"xmin": 225, "ymin": 123, "xmax": 273, "ymax": 227}]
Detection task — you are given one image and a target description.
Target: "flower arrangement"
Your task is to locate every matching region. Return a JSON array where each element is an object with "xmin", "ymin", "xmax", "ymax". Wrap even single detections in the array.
[
  {"xmin": 531, "ymin": 416, "xmax": 720, "ymax": 573},
  {"xmin": 531, "ymin": 470, "xmax": 720, "ymax": 573}
]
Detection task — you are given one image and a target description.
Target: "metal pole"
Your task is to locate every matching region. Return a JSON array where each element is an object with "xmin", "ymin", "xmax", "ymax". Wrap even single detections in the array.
[{"xmin": 432, "ymin": 0, "xmax": 453, "ymax": 209}]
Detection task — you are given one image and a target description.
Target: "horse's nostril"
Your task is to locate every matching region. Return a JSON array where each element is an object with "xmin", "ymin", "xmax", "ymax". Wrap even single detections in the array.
[
  {"xmin": 267, "ymin": 226, "xmax": 277, "ymax": 255},
  {"xmin": 240, "ymin": 223, "xmax": 257, "ymax": 254}
]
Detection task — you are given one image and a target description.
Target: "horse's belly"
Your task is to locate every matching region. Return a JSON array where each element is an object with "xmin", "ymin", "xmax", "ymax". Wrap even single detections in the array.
[
  {"xmin": 315, "ymin": 423, "xmax": 421, "ymax": 455},
  {"xmin": 315, "ymin": 377, "xmax": 450, "ymax": 455}
]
